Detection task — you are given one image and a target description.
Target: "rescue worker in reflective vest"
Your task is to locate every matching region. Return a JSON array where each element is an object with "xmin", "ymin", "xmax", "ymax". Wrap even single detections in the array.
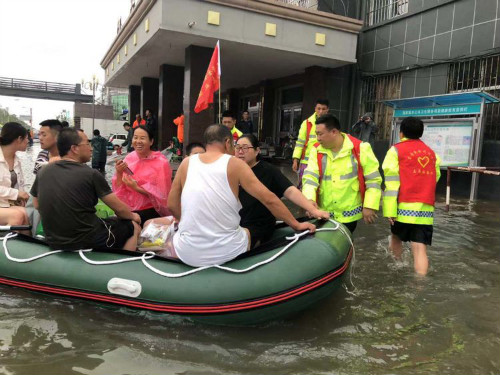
[
  {"xmin": 292, "ymin": 99, "xmax": 329, "ymax": 189},
  {"xmin": 382, "ymin": 116, "xmax": 441, "ymax": 276},
  {"xmin": 302, "ymin": 114, "xmax": 382, "ymax": 234},
  {"xmin": 222, "ymin": 110, "xmax": 243, "ymax": 142}
]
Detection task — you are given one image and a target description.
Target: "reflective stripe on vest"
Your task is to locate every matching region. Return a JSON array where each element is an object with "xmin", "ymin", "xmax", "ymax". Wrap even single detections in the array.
[
  {"xmin": 397, "ymin": 209, "xmax": 434, "ymax": 218},
  {"xmin": 343, "ymin": 206, "xmax": 363, "ymax": 217}
]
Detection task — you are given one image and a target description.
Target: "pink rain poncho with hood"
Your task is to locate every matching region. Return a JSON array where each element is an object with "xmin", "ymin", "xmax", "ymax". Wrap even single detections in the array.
[{"xmin": 112, "ymin": 151, "xmax": 172, "ymax": 216}]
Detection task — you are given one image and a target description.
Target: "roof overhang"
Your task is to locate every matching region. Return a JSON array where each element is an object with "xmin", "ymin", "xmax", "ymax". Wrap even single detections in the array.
[{"xmin": 382, "ymin": 91, "xmax": 500, "ymax": 109}]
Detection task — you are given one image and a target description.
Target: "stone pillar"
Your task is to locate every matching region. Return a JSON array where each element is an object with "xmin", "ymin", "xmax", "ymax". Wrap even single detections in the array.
[
  {"xmin": 141, "ymin": 77, "xmax": 159, "ymax": 116},
  {"xmin": 302, "ymin": 66, "xmax": 328, "ymax": 121},
  {"xmin": 183, "ymin": 45, "xmax": 214, "ymax": 150},
  {"xmin": 260, "ymin": 80, "xmax": 275, "ymax": 142},
  {"xmin": 158, "ymin": 64, "xmax": 184, "ymax": 150},
  {"xmin": 227, "ymin": 88, "xmax": 239, "ymax": 118},
  {"xmin": 128, "ymin": 85, "xmax": 141, "ymax": 123}
]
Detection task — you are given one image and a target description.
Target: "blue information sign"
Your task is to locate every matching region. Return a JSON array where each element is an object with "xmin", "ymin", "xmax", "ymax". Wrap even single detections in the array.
[{"xmin": 394, "ymin": 104, "xmax": 481, "ymax": 118}]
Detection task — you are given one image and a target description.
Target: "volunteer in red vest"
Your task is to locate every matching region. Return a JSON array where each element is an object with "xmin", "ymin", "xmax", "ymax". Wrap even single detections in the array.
[
  {"xmin": 382, "ymin": 116, "xmax": 441, "ymax": 276},
  {"xmin": 302, "ymin": 114, "xmax": 382, "ymax": 234},
  {"xmin": 221, "ymin": 110, "xmax": 242, "ymax": 142},
  {"xmin": 292, "ymin": 99, "xmax": 329, "ymax": 189}
]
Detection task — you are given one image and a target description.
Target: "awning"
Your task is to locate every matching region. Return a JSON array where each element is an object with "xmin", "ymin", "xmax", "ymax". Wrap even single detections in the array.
[
  {"xmin": 382, "ymin": 91, "xmax": 500, "ymax": 118},
  {"xmin": 382, "ymin": 91, "xmax": 499, "ymax": 109}
]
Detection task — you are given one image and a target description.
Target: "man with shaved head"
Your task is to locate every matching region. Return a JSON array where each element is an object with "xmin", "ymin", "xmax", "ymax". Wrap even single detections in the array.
[{"xmin": 167, "ymin": 124, "xmax": 316, "ymax": 267}]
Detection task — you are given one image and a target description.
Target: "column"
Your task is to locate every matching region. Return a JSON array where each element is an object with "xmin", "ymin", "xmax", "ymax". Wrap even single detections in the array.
[
  {"xmin": 302, "ymin": 66, "xmax": 327, "ymax": 121},
  {"xmin": 128, "ymin": 85, "xmax": 141, "ymax": 123},
  {"xmin": 183, "ymin": 45, "xmax": 214, "ymax": 150},
  {"xmin": 158, "ymin": 64, "xmax": 184, "ymax": 150}
]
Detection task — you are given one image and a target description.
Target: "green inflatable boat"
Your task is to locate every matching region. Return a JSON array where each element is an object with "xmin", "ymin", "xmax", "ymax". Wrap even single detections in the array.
[{"xmin": 0, "ymin": 220, "xmax": 352, "ymax": 326}]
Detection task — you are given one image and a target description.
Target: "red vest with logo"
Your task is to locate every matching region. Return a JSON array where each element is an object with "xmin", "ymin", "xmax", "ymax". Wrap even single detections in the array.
[{"xmin": 394, "ymin": 139, "xmax": 437, "ymax": 206}]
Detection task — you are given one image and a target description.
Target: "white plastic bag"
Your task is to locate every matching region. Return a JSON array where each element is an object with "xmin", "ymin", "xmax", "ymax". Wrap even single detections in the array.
[{"xmin": 138, "ymin": 216, "xmax": 175, "ymax": 251}]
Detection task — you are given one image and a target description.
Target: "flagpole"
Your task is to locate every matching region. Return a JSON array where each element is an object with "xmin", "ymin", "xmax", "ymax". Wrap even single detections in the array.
[
  {"xmin": 218, "ymin": 86, "xmax": 221, "ymax": 123},
  {"xmin": 218, "ymin": 40, "xmax": 222, "ymax": 124}
]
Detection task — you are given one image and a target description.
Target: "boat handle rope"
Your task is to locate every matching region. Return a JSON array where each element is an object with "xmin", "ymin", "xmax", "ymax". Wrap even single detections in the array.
[{"xmin": 2, "ymin": 219, "xmax": 357, "ymax": 293}]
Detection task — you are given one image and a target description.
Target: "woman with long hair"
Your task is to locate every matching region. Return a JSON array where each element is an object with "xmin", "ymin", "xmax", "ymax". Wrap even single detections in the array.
[{"xmin": 0, "ymin": 122, "xmax": 30, "ymax": 226}]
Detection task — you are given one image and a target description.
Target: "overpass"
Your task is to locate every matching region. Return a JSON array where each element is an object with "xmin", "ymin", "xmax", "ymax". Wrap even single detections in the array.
[{"xmin": 0, "ymin": 76, "xmax": 93, "ymax": 102}]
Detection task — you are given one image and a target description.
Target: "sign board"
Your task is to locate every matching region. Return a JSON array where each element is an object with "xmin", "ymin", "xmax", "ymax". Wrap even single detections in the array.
[
  {"xmin": 393, "ymin": 120, "xmax": 474, "ymax": 167},
  {"xmin": 393, "ymin": 104, "xmax": 481, "ymax": 118}
]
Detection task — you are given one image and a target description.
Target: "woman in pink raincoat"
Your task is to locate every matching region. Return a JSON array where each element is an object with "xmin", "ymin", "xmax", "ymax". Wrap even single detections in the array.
[{"xmin": 112, "ymin": 126, "xmax": 172, "ymax": 225}]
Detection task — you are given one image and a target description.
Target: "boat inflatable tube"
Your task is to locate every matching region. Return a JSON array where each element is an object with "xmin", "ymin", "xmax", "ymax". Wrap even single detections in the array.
[{"xmin": 0, "ymin": 219, "xmax": 353, "ymax": 326}]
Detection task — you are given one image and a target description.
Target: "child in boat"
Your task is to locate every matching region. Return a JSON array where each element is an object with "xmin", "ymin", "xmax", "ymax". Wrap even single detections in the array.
[{"xmin": 382, "ymin": 116, "xmax": 441, "ymax": 276}]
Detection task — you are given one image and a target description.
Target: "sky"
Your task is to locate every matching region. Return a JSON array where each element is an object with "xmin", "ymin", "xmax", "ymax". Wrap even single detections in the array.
[{"xmin": 0, "ymin": 0, "xmax": 131, "ymax": 128}]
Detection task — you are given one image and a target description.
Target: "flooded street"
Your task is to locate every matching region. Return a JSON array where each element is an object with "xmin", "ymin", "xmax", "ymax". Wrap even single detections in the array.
[{"xmin": 1, "ymin": 144, "xmax": 499, "ymax": 375}]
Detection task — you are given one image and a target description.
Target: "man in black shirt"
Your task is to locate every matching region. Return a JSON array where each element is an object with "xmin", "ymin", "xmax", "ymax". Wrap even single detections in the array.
[{"xmin": 31, "ymin": 128, "xmax": 141, "ymax": 251}]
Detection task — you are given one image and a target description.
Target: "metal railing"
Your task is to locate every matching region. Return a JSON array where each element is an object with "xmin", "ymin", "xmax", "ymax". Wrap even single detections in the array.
[
  {"xmin": 274, "ymin": 0, "xmax": 318, "ymax": 10},
  {"xmin": 0, "ymin": 76, "xmax": 80, "ymax": 94},
  {"xmin": 366, "ymin": 0, "xmax": 408, "ymax": 26}
]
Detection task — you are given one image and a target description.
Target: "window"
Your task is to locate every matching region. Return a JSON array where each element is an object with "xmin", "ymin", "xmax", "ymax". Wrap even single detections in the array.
[
  {"xmin": 366, "ymin": 0, "xmax": 408, "ymax": 26},
  {"xmin": 448, "ymin": 55, "xmax": 500, "ymax": 140},
  {"xmin": 360, "ymin": 73, "xmax": 402, "ymax": 140}
]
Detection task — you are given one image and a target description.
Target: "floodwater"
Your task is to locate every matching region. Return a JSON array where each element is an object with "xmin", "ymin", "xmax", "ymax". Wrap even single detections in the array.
[{"xmin": 1, "ymin": 144, "xmax": 499, "ymax": 375}]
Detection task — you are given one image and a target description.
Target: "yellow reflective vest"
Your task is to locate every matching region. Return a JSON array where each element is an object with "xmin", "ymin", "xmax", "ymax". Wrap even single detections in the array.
[
  {"xmin": 382, "ymin": 139, "xmax": 441, "ymax": 225},
  {"xmin": 302, "ymin": 133, "xmax": 382, "ymax": 223},
  {"xmin": 292, "ymin": 113, "xmax": 317, "ymax": 165},
  {"xmin": 231, "ymin": 127, "xmax": 243, "ymax": 140}
]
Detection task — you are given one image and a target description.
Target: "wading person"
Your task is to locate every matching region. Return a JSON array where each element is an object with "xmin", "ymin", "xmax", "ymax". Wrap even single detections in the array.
[
  {"xmin": 133, "ymin": 113, "xmax": 146, "ymax": 129},
  {"xmin": 236, "ymin": 134, "xmax": 329, "ymax": 248},
  {"xmin": 382, "ymin": 116, "xmax": 441, "ymax": 276},
  {"xmin": 302, "ymin": 114, "xmax": 382, "ymax": 234},
  {"xmin": 221, "ymin": 110, "xmax": 242, "ymax": 142},
  {"xmin": 113, "ymin": 126, "xmax": 172, "ymax": 225},
  {"xmin": 0, "ymin": 122, "xmax": 30, "ymax": 227},
  {"xmin": 292, "ymin": 99, "xmax": 329, "ymax": 189},
  {"xmin": 31, "ymin": 128, "xmax": 141, "ymax": 251},
  {"xmin": 167, "ymin": 125, "xmax": 316, "ymax": 267},
  {"xmin": 173, "ymin": 113, "xmax": 185, "ymax": 152},
  {"xmin": 238, "ymin": 110, "xmax": 253, "ymax": 134},
  {"xmin": 33, "ymin": 119, "xmax": 63, "ymax": 175},
  {"xmin": 121, "ymin": 122, "xmax": 134, "ymax": 153},
  {"xmin": 91, "ymin": 129, "xmax": 108, "ymax": 175}
]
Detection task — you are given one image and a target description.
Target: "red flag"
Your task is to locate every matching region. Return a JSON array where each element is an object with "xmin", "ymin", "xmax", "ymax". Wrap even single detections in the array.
[{"xmin": 194, "ymin": 41, "xmax": 220, "ymax": 113}]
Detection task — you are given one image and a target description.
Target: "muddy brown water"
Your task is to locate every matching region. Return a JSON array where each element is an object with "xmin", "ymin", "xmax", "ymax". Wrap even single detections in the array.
[{"xmin": 0, "ymin": 144, "xmax": 498, "ymax": 375}]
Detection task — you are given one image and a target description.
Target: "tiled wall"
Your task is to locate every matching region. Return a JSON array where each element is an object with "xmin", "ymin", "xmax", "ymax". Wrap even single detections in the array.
[{"xmin": 360, "ymin": 0, "xmax": 500, "ymax": 74}]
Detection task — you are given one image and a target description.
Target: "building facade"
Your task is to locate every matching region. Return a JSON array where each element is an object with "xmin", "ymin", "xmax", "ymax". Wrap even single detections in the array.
[
  {"xmin": 356, "ymin": 0, "xmax": 500, "ymax": 199},
  {"xmin": 100, "ymin": 0, "xmax": 362, "ymax": 150}
]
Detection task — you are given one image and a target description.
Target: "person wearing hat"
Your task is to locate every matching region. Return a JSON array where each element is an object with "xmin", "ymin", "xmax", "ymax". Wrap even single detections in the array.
[{"xmin": 352, "ymin": 112, "xmax": 378, "ymax": 148}]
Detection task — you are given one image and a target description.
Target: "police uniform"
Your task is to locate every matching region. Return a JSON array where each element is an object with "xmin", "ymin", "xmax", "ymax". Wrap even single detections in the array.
[{"xmin": 302, "ymin": 133, "xmax": 382, "ymax": 232}]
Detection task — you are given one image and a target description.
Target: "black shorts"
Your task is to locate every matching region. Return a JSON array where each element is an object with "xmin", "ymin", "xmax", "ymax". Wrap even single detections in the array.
[
  {"xmin": 134, "ymin": 207, "xmax": 160, "ymax": 226},
  {"xmin": 391, "ymin": 221, "xmax": 433, "ymax": 246},
  {"xmin": 342, "ymin": 220, "xmax": 358, "ymax": 234},
  {"xmin": 94, "ymin": 217, "xmax": 134, "ymax": 249},
  {"xmin": 246, "ymin": 224, "xmax": 274, "ymax": 248}
]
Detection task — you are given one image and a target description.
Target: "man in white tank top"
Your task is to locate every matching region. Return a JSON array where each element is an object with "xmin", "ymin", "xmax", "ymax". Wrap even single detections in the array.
[{"xmin": 167, "ymin": 125, "xmax": 317, "ymax": 267}]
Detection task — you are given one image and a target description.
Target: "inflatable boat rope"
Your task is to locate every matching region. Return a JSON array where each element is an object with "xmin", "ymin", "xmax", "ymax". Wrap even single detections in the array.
[{"xmin": 1, "ymin": 219, "xmax": 357, "ymax": 293}]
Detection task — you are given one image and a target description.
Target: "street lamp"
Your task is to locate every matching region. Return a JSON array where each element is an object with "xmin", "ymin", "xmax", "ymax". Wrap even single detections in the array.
[{"xmin": 81, "ymin": 74, "xmax": 100, "ymax": 133}]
